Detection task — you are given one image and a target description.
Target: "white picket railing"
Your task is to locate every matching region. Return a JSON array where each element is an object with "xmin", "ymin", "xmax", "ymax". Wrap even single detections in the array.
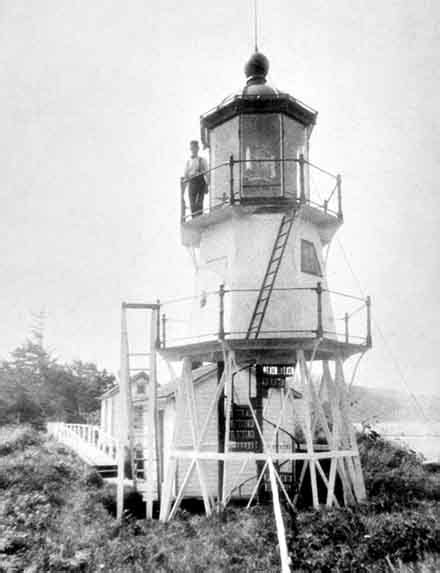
[{"xmin": 47, "ymin": 422, "xmax": 118, "ymax": 465}]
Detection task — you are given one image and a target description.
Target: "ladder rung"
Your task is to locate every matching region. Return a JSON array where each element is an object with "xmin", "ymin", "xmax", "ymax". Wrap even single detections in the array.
[
  {"xmin": 129, "ymin": 353, "xmax": 151, "ymax": 357},
  {"xmin": 260, "ymin": 289, "xmax": 271, "ymax": 303},
  {"xmin": 129, "ymin": 368, "xmax": 151, "ymax": 372}
]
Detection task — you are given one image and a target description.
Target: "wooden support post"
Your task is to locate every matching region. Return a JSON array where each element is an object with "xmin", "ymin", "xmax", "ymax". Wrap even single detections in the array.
[
  {"xmin": 146, "ymin": 307, "xmax": 161, "ymax": 517},
  {"xmin": 334, "ymin": 358, "xmax": 366, "ymax": 501},
  {"xmin": 326, "ymin": 458, "xmax": 338, "ymax": 508},
  {"xmin": 161, "ymin": 313, "xmax": 167, "ymax": 348},
  {"xmin": 222, "ymin": 355, "xmax": 233, "ymax": 504},
  {"xmin": 217, "ymin": 361, "xmax": 225, "ymax": 506},
  {"xmin": 344, "ymin": 313, "xmax": 349, "ymax": 344},
  {"xmin": 366, "ymin": 296, "xmax": 372, "ymax": 347},
  {"xmin": 293, "ymin": 460, "xmax": 309, "ymax": 505},
  {"xmin": 155, "ymin": 300, "xmax": 161, "ymax": 346},
  {"xmin": 180, "ymin": 177, "xmax": 186, "ymax": 223},
  {"xmin": 160, "ymin": 355, "xmax": 186, "ymax": 522},
  {"xmin": 117, "ymin": 305, "xmax": 132, "ymax": 519},
  {"xmin": 268, "ymin": 458, "xmax": 291, "ymax": 573},
  {"xmin": 322, "ymin": 360, "xmax": 355, "ymax": 504},
  {"xmin": 246, "ymin": 460, "xmax": 268, "ymax": 509},
  {"xmin": 116, "ymin": 442, "xmax": 125, "ymax": 521},
  {"xmin": 337, "ymin": 174, "xmax": 343, "ymax": 220},
  {"xmin": 273, "ymin": 465, "xmax": 295, "ymax": 512},
  {"xmin": 299, "ymin": 153, "xmax": 306, "ymax": 204},
  {"xmin": 168, "ymin": 459, "xmax": 196, "ymax": 520},
  {"xmin": 316, "ymin": 282, "xmax": 323, "ymax": 338},
  {"xmin": 188, "ymin": 393, "xmax": 212, "ymax": 515},
  {"xmin": 159, "ymin": 457, "xmax": 176, "ymax": 522},
  {"xmin": 196, "ymin": 459, "xmax": 212, "ymax": 516},
  {"xmin": 298, "ymin": 351, "xmax": 319, "ymax": 509},
  {"xmin": 218, "ymin": 284, "xmax": 225, "ymax": 340},
  {"xmin": 315, "ymin": 459, "xmax": 339, "ymax": 508},
  {"xmin": 229, "ymin": 154, "xmax": 235, "ymax": 204},
  {"xmin": 176, "ymin": 358, "xmax": 212, "ymax": 516}
]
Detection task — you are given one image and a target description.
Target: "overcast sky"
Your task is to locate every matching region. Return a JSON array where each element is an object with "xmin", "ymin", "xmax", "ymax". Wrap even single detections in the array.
[{"xmin": 1, "ymin": 1, "xmax": 439, "ymax": 398}]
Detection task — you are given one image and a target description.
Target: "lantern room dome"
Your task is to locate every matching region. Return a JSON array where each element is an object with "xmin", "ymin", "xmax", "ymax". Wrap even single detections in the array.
[
  {"xmin": 244, "ymin": 51, "xmax": 269, "ymax": 81},
  {"xmin": 243, "ymin": 51, "xmax": 277, "ymax": 96},
  {"xmin": 200, "ymin": 51, "xmax": 318, "ymax": 142}
]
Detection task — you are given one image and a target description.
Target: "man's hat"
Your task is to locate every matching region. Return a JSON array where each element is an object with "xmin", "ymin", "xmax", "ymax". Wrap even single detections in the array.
[{"xmin": 190, "ymin": 140, "xmax": 199, "ymax": 146}]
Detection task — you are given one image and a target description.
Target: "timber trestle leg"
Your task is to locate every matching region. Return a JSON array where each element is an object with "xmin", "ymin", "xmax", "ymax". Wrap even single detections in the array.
[{"xmin": 158, "ymin": 345, "xmax": 365, "ymax": 573}]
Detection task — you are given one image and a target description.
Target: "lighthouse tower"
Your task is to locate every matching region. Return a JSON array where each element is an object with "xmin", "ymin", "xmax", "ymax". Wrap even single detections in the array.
[{"xmin": 158, "ymin": 52, "xmax": 371, "ymax": 523}]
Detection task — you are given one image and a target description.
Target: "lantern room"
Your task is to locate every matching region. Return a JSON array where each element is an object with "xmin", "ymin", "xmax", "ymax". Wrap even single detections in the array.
[
  {"xmin": 181, "ymin": 52, "xmax": 343, "ymax": 249},
  {"xmin": 201, "ymin": 52, "xmax": 316, "ymax": 206}
]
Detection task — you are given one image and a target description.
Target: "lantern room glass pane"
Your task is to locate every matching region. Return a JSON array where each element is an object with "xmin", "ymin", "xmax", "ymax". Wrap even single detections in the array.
[
  {"xmin": 210, "ymin": 116, "xmax": 240, "ymax": 207},
  {"xmin": 241, "ymin": 114, "xmax": 282, "ymax": 198},
  {"xmin": 283, "ymin": 116, "xmax": 307, "ymax": 200}
]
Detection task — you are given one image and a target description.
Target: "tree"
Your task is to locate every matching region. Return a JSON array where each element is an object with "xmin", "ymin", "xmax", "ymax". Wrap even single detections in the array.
[
  {"xmin": 0, "ymin": 340, "xmax": 55, "ymax": 424},
  {"xmin": 0, "ymin": 339, "xmax": 115, "ymax": 425}
]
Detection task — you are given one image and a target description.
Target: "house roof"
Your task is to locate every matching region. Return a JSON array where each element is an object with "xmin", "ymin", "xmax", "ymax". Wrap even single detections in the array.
[
  {"xmin": 99, "ymin": 364, "xmax": 217, "ymax": 402},
  {"xmin": 158, "ymin": 364, "xmax": 217, "ymax": 400}
]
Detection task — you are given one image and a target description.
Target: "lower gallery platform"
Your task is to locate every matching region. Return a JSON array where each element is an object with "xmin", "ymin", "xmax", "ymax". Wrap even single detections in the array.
[{"xmin": 159, "ymin": 336, "xmax": 368, "ymax": 364}]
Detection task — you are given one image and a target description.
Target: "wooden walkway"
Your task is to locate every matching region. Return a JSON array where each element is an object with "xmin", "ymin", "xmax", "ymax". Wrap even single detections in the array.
[{"xmin": 47, "ymin": 422, "xmax": 118, "ymax": 468}]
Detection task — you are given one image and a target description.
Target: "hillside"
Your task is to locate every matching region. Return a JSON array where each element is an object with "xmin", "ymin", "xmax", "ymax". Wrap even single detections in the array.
[{"xmin": 349, "ymin": 385, "xmax": 440, "ymax": 424}]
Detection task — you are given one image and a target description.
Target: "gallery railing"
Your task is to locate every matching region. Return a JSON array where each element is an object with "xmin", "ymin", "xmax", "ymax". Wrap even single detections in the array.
[
  {"xmin": 180, "ymin": 155, "xmax": 342, "ymax": 223},
  {"xmin": 158, "ymin": 284, "xmax": 372, "ymax": 349}
]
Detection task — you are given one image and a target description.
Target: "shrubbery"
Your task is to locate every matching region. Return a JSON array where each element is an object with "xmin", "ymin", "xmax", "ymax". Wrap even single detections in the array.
[
  {"xmin": 358, "ymin": 432, "xmax": 440, "ymax": 509},
  {"xmin": 1, "ymin": 426, "xmax": 440, "ymax": 572},
  {"xmin": 0, "ymin": 424, "xmax": 43, "ymax": 456}
]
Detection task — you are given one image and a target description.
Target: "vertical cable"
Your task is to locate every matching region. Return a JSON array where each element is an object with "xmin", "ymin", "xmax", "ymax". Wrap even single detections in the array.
[{"xmin": 254, "ymin": 0, "xmax": 258, "ymax": 51}]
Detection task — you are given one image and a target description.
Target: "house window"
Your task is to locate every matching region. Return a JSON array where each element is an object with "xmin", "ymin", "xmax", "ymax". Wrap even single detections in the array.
[
  {"xmin": 136, "ymin": 381, "xmax": 146, "ymax": 395},
  {"xmin": 133, "ymin": 405, "xmax": 144, "ymax": 431},
  {"xmin": 301, "ymin": 239, "xmax": 322, "ymax": 276}
]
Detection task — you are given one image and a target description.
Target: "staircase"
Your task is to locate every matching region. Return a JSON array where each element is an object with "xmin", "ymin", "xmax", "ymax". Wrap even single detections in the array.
[{"xmin": 246, "ymin": 209, "xmax": 297, "ymax": 339}]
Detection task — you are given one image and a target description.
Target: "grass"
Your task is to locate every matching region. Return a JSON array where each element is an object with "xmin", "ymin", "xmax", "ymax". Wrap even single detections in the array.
[{"xmin": 1, "ymin": 426, "xmax": 440, "ymax": 572}]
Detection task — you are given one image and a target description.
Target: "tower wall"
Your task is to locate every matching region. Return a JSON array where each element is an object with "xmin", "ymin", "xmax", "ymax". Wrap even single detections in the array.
[{"xmin": 188, "ymin": 211, "xmax": 336, "ymax": 341}]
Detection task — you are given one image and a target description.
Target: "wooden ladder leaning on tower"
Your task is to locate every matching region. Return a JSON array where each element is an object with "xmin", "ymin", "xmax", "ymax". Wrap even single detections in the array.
[{"xmin": 246, "ymin": 208, "xmax": 298, "ymax": 339}]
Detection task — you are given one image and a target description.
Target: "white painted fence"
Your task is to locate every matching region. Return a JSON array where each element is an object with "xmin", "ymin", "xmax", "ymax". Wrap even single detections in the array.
[{"xmin": 47, "ymin": 422, "xmax": 118, "ymax": 466}]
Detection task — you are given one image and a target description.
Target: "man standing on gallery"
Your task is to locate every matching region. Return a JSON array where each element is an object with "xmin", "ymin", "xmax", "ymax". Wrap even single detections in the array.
[{"xmin": 182, "ymin": 140, "xmax": 209, "ymax": 217}]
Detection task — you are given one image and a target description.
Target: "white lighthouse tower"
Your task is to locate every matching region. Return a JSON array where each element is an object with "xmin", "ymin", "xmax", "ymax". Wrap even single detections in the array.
[
  {"xmin": 156, "ymin": 50, "xmax": 372, "ymax": 530},
  {"xmin": 182, "ymin": 51, "xmax": 340, "ymax": 346}
]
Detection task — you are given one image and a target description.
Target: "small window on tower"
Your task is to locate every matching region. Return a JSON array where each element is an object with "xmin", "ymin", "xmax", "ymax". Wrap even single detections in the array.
[{"xmin": 301, "ymin": 240, "xmax": 322, "ymax": 276}]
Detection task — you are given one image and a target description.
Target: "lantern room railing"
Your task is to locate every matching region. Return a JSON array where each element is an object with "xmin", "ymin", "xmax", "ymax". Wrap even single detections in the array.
[
  {"xmin": 180, "ymin": 156, "xmax": 342, "ymax": 223},
  {"xmin": 157, "ymin": 284, "xmax": 372, "ymax": 350}
]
